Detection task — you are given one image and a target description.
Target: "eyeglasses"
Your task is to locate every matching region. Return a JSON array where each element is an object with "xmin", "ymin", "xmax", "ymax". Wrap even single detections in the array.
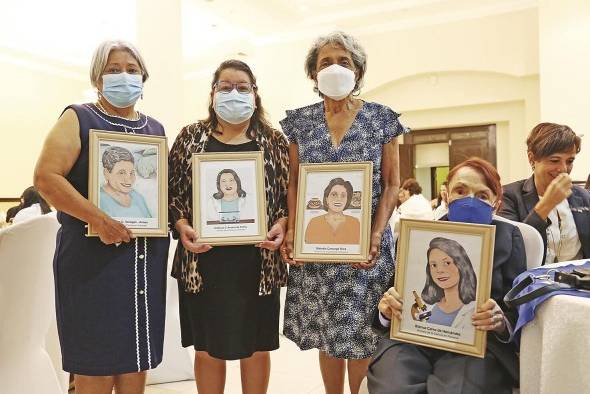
[
  {"xmin": 214, "ymin": 81, "xmax": 256, "ymax": 94},
  {"xmin": 102, "ymin": 67, "xmax": 143, "ymax": 75}
]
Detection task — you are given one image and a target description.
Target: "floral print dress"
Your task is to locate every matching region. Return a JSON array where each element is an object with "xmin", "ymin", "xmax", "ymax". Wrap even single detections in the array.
[{"xmin": 281, "ymin": 101, "xmax": 408, "ymax": 358}]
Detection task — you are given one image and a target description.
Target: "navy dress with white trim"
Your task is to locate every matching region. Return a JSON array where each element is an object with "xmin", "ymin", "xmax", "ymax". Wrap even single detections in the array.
[{"xmin": 53, "ymin": 103, "xmax": 169, "ymax": 375}]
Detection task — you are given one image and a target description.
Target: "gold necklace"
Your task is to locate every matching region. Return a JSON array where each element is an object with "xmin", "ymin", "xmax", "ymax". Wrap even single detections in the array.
[{"xmin": 95, "ymin": 100, "xmax": 140, "ymax": 121}]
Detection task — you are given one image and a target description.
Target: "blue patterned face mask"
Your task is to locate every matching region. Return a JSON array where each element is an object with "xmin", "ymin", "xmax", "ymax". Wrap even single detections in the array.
[
  {"xmin": 101, "ymin": 73, "xmax": 143, "ymax": 108},
  {"xmin": 213, "ymin": 89, "xmax": 255, "ymax": 124},
  {"xmin": 447, "ymin": 196, "xmax": 494, "ymax": 224}
]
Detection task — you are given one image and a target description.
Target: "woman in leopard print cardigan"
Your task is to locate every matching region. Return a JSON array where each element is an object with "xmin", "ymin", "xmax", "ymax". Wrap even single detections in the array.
[{"xmin": 168, "ymin": 59, "xmax": 288, "ymax": 393}]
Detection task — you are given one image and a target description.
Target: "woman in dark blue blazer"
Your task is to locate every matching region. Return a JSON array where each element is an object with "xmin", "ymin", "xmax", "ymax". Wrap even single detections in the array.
[
  {"xmin": 368, "ymin": 158, "xmax": 526, "ymax": 394},
  {"xmin": 500, "ymin": 122, "xmax": 590, "ymax": 265}
]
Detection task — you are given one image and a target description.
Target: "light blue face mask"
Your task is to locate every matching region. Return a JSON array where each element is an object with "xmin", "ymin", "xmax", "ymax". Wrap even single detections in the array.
[
  {"xmin": 213, "ymin": 90, "xmax": 255, "ymax": 124},
  {"xmin": 101, "ymin": 73, "xmax": 143, "ymax": 108}
]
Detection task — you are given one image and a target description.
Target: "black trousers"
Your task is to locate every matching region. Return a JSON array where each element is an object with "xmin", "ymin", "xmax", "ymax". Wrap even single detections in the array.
[{"xmin": 367, "ymin": 338, "xmax": 514, "ymax": 394}]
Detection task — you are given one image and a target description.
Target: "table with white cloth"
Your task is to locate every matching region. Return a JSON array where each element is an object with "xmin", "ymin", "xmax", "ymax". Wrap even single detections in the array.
[{"xmin": 519, "ymin": 260, "xmax": 590, "ymax": 394}]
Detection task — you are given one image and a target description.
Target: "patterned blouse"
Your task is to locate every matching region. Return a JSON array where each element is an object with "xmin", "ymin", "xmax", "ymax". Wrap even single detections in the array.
[{"xmin": 168, "ymin": 121, "xmax": 289, "ymax": 295}]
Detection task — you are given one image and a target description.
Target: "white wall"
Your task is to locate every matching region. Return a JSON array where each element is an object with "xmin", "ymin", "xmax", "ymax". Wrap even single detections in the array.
[
  {"xmin": 415, "ymin": 143, "xmax": 449, "ymax": 168},
  {"xmin": 415, "ymin": 167, "xmax": 432, "ymax": 200},
  {"xmin": 6, "ymin": 4, "xmax": 588, "ymax": 197},
  {"xmin": 0, "ymin": 56, "xmax": 88, "ymax": 197},
  {"xmin": 539, "ymin": 0, "xmax": 590, "ymax": 181},
  {"xmin": 181, "ymin": 9, "xmax": 540, "ymax": 133},
  {"xmin": 364, "ymin": 71, "xmax": 539, "ymax": 184}
]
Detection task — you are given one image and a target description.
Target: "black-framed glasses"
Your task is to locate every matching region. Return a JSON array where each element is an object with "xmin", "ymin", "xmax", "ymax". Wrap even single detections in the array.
[{"xmin": 214, "ymin": 81, "xmax": 256, "ymax": 94}]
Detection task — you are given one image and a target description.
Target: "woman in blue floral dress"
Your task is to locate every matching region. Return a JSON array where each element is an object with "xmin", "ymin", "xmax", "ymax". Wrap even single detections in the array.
[{"xmin": 281, "ymin": 31, "xmax": 408, "ymax": 394}]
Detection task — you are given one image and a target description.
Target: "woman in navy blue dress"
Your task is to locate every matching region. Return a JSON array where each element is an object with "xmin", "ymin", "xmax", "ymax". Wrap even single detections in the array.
[
  {"xmin": 34, "ymin": 40, "xmax": 169, "ymax": 394},
  {"xmin": 281, "ymin": 31, "xmax": 408, "ymax": 394}
]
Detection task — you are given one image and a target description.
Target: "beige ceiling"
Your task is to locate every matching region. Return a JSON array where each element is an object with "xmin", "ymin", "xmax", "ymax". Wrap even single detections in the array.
[
  {"xmin": 182, "ymin": 0, "xmax": 537, "ymax": 63},
  {"xmin": 0, "ymin": 0, "xmax": 537, "ymax": 70}
]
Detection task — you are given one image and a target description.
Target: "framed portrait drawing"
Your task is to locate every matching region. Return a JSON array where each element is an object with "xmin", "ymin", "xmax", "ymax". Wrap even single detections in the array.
[
  {"xmin": 391, "ymin": 219, "xmax": 496, "ymax": 358},
  {"xmin": 88, "ymin": 130, "xmax": 168, "ymax": 237},
  {"xmin": 293, "ymin": 162, "xmax": 373, "ymax": 263},
  {"xmin": 192, "ymin": 151, "xmax": 267, "ymax": 245}
]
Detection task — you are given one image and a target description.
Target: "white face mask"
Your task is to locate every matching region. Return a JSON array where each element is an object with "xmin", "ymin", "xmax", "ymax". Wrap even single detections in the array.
[{"xmin": 317, "ymin": 64, "xmax": 356, "ymax": 101}]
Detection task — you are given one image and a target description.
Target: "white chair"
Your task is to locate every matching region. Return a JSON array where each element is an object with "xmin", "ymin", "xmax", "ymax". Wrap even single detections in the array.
[
  {"xmin": 146, "ymin": 239, "xmax": 194, "ymax": 385},
  {"xmin": 493, "ymin": 215, "xmax": 544, "ymax": 269},
  {"xmin": 0, "ymin": 214, "xmax": 67, "ymax": 394}
]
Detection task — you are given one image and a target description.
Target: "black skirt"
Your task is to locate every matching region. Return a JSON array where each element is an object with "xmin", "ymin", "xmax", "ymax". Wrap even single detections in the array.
[{"xmin": 178, "ymin": 245, "xmax": 279, "ymax": 360}]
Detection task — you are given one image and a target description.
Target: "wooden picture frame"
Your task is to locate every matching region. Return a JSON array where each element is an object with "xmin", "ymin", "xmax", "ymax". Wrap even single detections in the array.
[
  {"xmin": 294, "ymin": 162, "xmax": 373, "ymax": 263},
  {"xmin": 391, "ymin": 219, "xmax": 496, "ymax": 358},
  {"xmin": 88, "ymin": 130, "xmax": 168, "ymax": 237},
  {"xmin": 192, "ymin": 151, "xmax": 267, "ymax": 246}
]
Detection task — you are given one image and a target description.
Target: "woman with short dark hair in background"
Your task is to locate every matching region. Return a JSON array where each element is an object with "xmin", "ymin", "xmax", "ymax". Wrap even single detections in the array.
[
  {"xmin": 11, "ymin": 186, "xmax": 52, "ymax": 224},
  {"xmin": 390, "ymin": 178, "xmax": 434, "ymax": 239},
  {"xmin": 397, "ymin": 178, "xmax": 433, "ymax": 220},
  {"xmin": 5, "ymin": 205, "xmax": 21, "ymax": 224},
  {"xmin": 500, "ymin": 122, "xmax": 590, "ymax": 264}
]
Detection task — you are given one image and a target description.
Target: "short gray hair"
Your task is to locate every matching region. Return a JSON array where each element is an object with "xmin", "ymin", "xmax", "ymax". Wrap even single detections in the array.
[
  {"xmin": 102, "ymin": 146, "xmax": 134, "ymax": 172},
  {"xmin": 305, "ymin": 31, "xmax": 367, "ymax": 94},
  {"xmin": 89, "ymin": 40, "xmax": 149, "ymax": 88}
]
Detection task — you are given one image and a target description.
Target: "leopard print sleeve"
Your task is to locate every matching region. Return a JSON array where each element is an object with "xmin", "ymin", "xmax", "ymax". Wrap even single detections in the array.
[
  {"xmin": 256, "ymin": 127, "xmax": 290, "ymax": 295},
  {"xmin": 168, "ymin": 125, "xmax": 195, "ymax": 238},
  {"xmin": 274, "ymin": 130, "xmax": 289, "ymax": 220}
]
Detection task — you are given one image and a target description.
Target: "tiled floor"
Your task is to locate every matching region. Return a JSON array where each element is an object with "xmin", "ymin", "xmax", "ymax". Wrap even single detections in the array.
[{"xmin": 144, "ymin": 335, "xmax": 368, "ymax": 394}]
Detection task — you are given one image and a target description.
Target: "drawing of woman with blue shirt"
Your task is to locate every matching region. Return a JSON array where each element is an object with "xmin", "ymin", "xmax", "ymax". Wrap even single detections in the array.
[
  {"xmin": 415, "ymin": 237, "xmax": 477, "ymax": 329},
  {"xmin": 207, "ymin": 169, "xmax": 248, "ymax": 223},
  {"xmin": 99, "ymin": 146, "xmax": 152, "ymax": 218}
]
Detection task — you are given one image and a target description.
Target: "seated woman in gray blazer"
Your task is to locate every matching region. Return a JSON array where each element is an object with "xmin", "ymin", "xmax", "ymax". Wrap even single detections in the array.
[
  {"xmin": 500, "ymin": 122, "xmax": 590, "ymax": 265},
  {"xmin": 368, "ymin": 158, "xmax": 526, "ymax": 394}
]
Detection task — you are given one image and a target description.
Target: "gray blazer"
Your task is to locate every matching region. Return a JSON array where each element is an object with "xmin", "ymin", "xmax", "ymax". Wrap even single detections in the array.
[{"xmin": 500, "ymin": 175, "xmax": 590, "ymax": 264}]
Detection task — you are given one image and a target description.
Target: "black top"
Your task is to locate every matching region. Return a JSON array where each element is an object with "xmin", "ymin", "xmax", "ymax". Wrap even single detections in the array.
[
  {"xmin": 178, "ymin": 135, "xmax": 280, "ymax": 360},
  {"xmin": 205, "ymin": 134, "xmax": 259, "ymax": 152}
]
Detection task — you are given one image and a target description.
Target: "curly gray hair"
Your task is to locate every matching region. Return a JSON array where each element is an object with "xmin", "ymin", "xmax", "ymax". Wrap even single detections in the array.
[
  {"xmin": 89, "ymin": 40, "xmax": 149, "ymax": 88},
  {"xmin": 102, "ymin": 146, "xmax": 135, "ymax": 172},
  {"xmin": 305, "ymin": 31, "xmax": 367, "ymax": 95}
]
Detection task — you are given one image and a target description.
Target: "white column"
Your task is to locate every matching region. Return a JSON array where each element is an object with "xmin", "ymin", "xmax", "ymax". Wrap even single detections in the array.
[
  {"xmin": 136, "ymin": 0, "xmax": 184, "ymax": 142},
  {"xmin": 539, "ymin": 0, "xmax": 590, "ymax": 181}
]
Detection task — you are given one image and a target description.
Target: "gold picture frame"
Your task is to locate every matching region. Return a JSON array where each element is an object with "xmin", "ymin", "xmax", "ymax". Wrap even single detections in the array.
[
  {"xmin": 192, "ymin": 151, "xmax": 267, "ymax": 246},
  {"xmin": 294, "ymin": 162, "xmax": 373, "ymax": 263},
  {"xmin": 391, "ymin": 219, "xmax": 496, "ymax": 358},
  {"xmin": 88, "ymin": 130, "xmax": 168, "ymax": 237}
]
